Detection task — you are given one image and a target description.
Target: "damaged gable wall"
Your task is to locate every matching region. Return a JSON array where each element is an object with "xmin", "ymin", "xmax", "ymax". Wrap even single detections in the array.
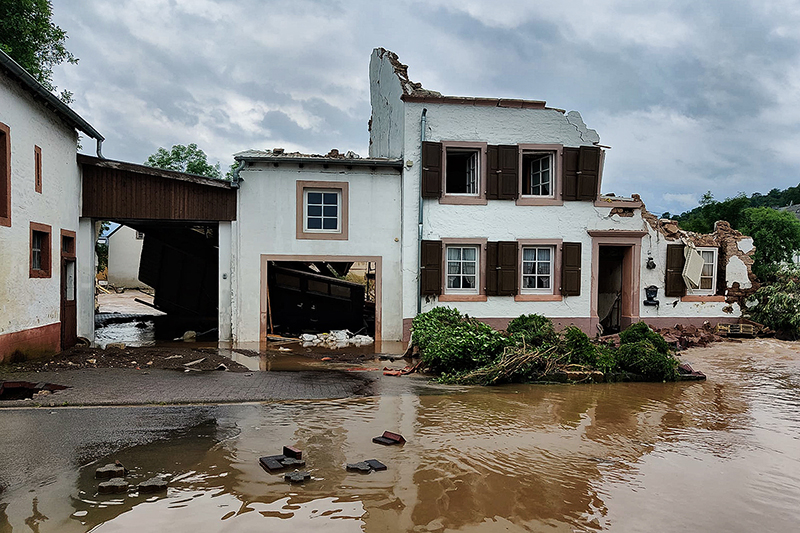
[{"xmin": 640, "ymin": 206, "xmax": 758, "ymax": 320}]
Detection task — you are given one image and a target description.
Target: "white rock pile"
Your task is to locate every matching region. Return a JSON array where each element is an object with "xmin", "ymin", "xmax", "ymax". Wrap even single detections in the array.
[{"xmin": 300, "ymin": 330, "xmax": 374, "ymax": 349}]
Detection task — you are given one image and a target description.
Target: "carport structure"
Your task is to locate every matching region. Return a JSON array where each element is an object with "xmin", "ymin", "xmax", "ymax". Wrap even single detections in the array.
[{"xmin": 76, "ymin": 155, "xmax": 237, "ymax": 346}]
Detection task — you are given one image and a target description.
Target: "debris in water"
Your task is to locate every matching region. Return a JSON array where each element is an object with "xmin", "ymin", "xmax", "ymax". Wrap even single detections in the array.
[
  {"xmin": 95, "ymin": 463, "xmax": 127, "ymax": 479},
  {"xmin": 283, "ymin": 446, "xmax": 302, "ymax": 459},
  {"xmin": 284, "ymin": 471, "xmax": 311, "ymax": 483},
  {"xmin": 372, "ymin": 431, "xmax": 405, "ymax": 445},
  {"xmin": 346, "ymin": 461, "xmax": 372, "ymax": 473},
  {"xmin": 366, "ymin": 459, "xmax": 387, "ymax": 471},
  {"xmin": 138, "ymin": 477, "xmax": 168, "ymax": 493},
  {"xmin": 98, "ymin": 478, "xmax": 128, "ymax": 494}
]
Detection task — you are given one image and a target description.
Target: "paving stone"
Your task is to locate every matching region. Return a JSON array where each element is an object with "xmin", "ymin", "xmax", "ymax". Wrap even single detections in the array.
[
  {"xmin": 138, "ymin": 477, "xmax": 168, "ymax": 493},
  {"xmin": 95, "ymin": 463, "xmax": 126, "ymax": 479},
  {"xmin": 365, "ymin": 459, "xmax": 387, "ymax": 471},
  {"xmin": 98, "ymin": 477, "xmax": 128, "ymax": 494},
  {"xmin": 372, "ymin": 436, "xmax": 397, "ymax": 446},
  {"xmin": 259, "ymin": 457, "xmax": 285, "ymax": 472},
  {"xmin": 346, "ymin": 461, "xmax": 372, "ymax": 473},
  {"xmin": 280, "ymin": 457, "xmax": 305, "ymax": 467},
  {"xmin": 284, "ymin": 471, "xmax": 311, "ymax": 483}
]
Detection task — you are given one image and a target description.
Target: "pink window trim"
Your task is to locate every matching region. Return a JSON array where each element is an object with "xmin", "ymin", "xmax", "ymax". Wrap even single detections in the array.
[
  {"xmin": 439, "ymin": 141, "xmax": 488, "ymax": 205},
  {"xmin": 516, "ymin": 144, "xmax": 564, "ymax": 206}
]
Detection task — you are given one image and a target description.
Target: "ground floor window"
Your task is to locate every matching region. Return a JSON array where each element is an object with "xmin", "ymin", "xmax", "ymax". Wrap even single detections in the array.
[
  {"xmin": 29, "ymin": 222, "xmax": 52, "ymax": 278},
  {"xmin": 446, "ymin": 245, "xmax": 479, "ymax": 292},
  {"xmin": 521, "ymin": 246, "xmax": 553, "ymax": 292}
]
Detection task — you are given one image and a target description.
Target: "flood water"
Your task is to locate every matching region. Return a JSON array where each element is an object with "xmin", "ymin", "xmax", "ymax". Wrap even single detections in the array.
[{"xmin": 1, "ymin": 339, "xmax": 799, "ymax": 532}]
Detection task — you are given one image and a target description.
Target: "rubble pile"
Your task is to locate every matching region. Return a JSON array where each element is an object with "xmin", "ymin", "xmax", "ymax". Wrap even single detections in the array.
[
  {"xmin": 300, "ymin": 330, "xmax": 374, "ymax": 349},
  {"xmin": 601, "ymin": 323, "xmax": 727, "ymax": 350}
]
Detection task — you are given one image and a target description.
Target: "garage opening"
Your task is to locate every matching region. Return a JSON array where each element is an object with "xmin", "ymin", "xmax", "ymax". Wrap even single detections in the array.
[{"xmin": 265, "ymin": 260, "xmax": 377, "ymax": 339}]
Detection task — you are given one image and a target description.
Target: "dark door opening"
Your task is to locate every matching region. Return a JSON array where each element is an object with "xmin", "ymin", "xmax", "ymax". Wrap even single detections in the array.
[
  {"xmin": 597, "ymin": 246, "xmax": 627, "ymax": 334},
  {"xmin": 60, "ymin": 257, "xmax": 77, "ymax": 349}
]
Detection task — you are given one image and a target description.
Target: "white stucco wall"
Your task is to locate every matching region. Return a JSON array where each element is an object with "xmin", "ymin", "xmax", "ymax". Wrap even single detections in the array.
[
  {"xmin": 368, "ymin": 49, "xmax": 406, "ymax": 159},
  {"xmin": 107, "ymin": 225, "xmax": 148, "ymax": 288},
  {"xmin": 0, "ymin": 73, "xmax": 82, "ymax": 342},
  {"xmin": 232, "ymin": 162, "xmax": 403, "ymax": 345}
]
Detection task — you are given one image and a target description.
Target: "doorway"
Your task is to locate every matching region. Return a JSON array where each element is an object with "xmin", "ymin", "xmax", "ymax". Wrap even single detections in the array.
[
  {"xmin": 60, "ymin": 230, "xmax": 77, "ymax": 349},
  {"xmin": 597, "ymin": 246, "xmax": 627, "ymax": 334}
]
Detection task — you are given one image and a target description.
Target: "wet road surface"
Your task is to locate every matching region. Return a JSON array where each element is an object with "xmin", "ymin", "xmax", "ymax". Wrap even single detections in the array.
[{"xmin": 0, "ymin": 339, "xmax": 799, "ymax": 532}]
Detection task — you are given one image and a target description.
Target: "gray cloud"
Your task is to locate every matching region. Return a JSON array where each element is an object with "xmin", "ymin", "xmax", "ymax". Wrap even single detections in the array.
[{"xmin": 51, "ymin": 0, "xmax": 800, "ymax": 215}]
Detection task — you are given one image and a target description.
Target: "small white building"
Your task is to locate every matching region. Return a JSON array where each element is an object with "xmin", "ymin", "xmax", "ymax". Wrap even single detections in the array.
[
  {"xmin": 107, "ymin": 225, "xmax": 150, "ymax": 289},
  {"xmin": 228, "ymin": 49, "xmax": 756, "ymax": 348},
  {"xmin": 0, "ymin": 50, "xmax": 103, "ymax": 362}
]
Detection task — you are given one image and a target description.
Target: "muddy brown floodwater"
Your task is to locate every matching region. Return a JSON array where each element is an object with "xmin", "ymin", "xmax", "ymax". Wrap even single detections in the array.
[{"xmin": 1, "ymin": 339, "xmax": 800, "ymax": 532}]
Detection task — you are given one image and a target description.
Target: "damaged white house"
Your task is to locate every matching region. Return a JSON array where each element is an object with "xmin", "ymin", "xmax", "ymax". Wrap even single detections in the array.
[{"xmin": 229, "ymin": 48, "xmax": 756, "ymax": 347}]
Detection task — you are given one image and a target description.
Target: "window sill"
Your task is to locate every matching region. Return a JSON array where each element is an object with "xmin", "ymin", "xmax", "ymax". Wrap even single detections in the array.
[
  {"xmin": 516, "ymin": 197, "xmax": 563, "ymax": 206},
  {"xmin": 439, "ymin": 294, "xmax": 487, "ymax": 302},
  {"xmin": 514, "ymin": 294, "xmax": 562, "ymax": 302},
  {"xmin": 439, "ymin": 195, "xmax": 488, "ymax": 205},
  {"xmin": 29, "ymin": 269, "xmax": 51, "ymax": 279},
  {"xmin": 681, "ymin": 295, "xmax": 725, "ymax": 302},
  {"xmin": 297, "ymin": 232, "xmax": 347, "ymax": 241}
]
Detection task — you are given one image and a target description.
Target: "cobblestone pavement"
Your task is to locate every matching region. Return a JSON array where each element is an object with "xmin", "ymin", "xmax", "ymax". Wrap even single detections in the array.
[{"xmin": 0, "ymin": 367, "xmax": 378, "ymax": 407}]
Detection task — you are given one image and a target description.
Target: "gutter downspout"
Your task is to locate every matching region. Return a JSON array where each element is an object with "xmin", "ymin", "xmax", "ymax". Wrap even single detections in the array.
[
  {"xmin": 230, "ymin": 159, "xmax": 246, "ymax": 189},
  {"xmin": 417, "ymin": 108, "xmax": 427, "ymax": 316},
  {"xmin": 96, "ymin": 138, "xmax": 105, "ymax": 159}
]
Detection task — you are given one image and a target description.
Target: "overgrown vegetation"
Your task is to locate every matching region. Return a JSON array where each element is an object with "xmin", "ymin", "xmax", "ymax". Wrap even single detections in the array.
[
  {"xmin": 412, "ymin": 309, "xmax": 680, "ymax": 385},
  {"xmin": 746, "ymin": 266, "xmax": 800, "ymax": 339}
]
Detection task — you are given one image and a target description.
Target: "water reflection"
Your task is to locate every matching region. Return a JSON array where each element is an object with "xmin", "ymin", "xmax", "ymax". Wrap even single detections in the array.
[{"xmin": 0, "ymin": 340, "xmax": 798, "ymax": 532}]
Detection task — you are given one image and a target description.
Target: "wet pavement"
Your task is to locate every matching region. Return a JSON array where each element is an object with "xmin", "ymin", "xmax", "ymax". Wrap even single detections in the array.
[{"xmin": 0, "ymin": 339, "xmax": 799, "ymax": 532}]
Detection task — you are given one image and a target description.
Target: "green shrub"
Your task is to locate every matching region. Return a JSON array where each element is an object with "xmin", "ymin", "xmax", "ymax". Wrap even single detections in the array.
[
  {"xmin": 506, "ymin": 314, "xmax": 558, "ymax": 347},
  {"xmin": 747, "ymin": 266, "xmax": 800, "ymax": 339},
  {"xmin": 563, "ymin": 326, "xmax": 618, "ymax": 373},
  {"xmin": 619, "ymin": 322, "xmax": 671, "ymax": 354},
  {"xmin": 616, "ymin": 340, "xmax": 678, "ymax": 381},
  {"xmin": 412, "ymin": 308, "xmax": 509, "ymax": 373}
]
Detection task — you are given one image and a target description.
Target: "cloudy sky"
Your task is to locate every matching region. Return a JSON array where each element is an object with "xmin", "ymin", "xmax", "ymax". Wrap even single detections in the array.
[{"xmin": 50, "ymin": 0, "xmax": 800, "ymax": 216}]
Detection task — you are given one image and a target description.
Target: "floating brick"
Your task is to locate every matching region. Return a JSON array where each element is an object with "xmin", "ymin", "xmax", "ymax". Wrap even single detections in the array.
[
  {"xmin": 259, "ymin": 456, "xmax": 285, "ymax": 472},
  {"xmin": 373, "ymin": 431, "xmax": 405, "ymax": 445},
  {"xmin": 283, "ymin": 446, "xmax": 302, "ymax": 459}
]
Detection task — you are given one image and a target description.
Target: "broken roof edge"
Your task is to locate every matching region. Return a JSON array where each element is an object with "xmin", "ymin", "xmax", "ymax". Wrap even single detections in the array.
[
  {"xmin": 235, "ymin": 149, "xmax": 403, "ymax": 168},
  {"xmin": 0, "ymin": 49, "xmax": 104, "ymax": 141},
  {"xmin": 77, "ymin": 154, "xmax": 235, "ymax": 189},
  {"xmin": 374, "ymin": 47, "xmax": 559, "ymax": 111}
]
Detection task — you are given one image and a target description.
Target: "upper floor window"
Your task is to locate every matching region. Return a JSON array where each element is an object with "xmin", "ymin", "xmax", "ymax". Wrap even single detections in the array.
[
  {"xmin": 296, "ymin": 180, "xmax": 349, "ymax": 240},
  {"xmin": 446, "ymin": 148, "xmax": 480, "ymax": 195},
  {"xmin": 522, "ymin": 153, "xmax": 553, "ymax": 197}
]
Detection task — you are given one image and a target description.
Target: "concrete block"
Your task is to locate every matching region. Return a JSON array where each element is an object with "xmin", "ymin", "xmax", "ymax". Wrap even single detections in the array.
[
  {"xmin": 96, "ymin": 463, "xmax": 126, "ymax": 479},
  {"xmin": 346, "ymin": 461, "xmax": 372, "ymax": 473},
  {"xmin": 366, "ymin": 459, "xmax": 387, "ymax": 471},
  {"xmin": 284, "ymin": 471, "xmax": 311, "ymax": 483},
  {"xmin": 283, "ymin": 446, "xmax": 302, "ymax": 459},
  {"xmin": 138, "ymin": 477, "xmax": 168, "ymax": 493},
  {"xmin": 98, "ymin": 477, "xmax": 128, "ymax": 494}
]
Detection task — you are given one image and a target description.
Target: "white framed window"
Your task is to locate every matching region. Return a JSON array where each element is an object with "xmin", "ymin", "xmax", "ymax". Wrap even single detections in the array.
[
  {"xmin": 446, "ymin": 245, "xmax": 479, "ymax": 293},
  {"xmin": 522, "ymin": 152, "xmax": 554, "ymax": 197},
  {"xmin": 304, "ymin": 189, "xmax": 341, "ymax": 233},
  {"xmin": 696, "ymin": 247, "xmax": 718, "ymax": 294},
  {"xmin": 445, "ymin": 148, "xmax": 480, "ymax": 195},
  {"xmin": 521, "ymin": 246, "xmax": 554, "ymax": 293}
]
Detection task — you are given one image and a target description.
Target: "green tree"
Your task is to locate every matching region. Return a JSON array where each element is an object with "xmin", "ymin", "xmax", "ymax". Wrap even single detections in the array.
[
  {"xmin": 740, "ymin": 207, "xmax": 800, "ymax": 279},
  {"xmin": 0, "ymin": 0, "xmax": 77, "ymax": 102},
  {"xmin": 746, "ymin": 266, "xmax": 800, "ymax": 339},
  {"xmin": 145, "ymin": 144, "xmax": 222, "ymax": 179}
]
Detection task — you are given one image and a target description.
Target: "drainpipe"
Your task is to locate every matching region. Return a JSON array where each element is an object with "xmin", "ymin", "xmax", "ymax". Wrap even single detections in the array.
[
  {"xmin": 96, "ymin": 138, "xmax": 105, "ymax": 159},
  {"xmin": 230, "ymin": 159, "xmax": 246, "ymax": 189},
  {"xmin": 417, "ymin": 108, "xmax": 427, "ymax": 315}
]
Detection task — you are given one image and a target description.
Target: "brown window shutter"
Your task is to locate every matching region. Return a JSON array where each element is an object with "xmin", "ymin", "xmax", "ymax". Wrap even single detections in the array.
[
  {"xmin": 715, "ymin": 247, "xmax": 726, "ymax": 296},
  {"xmin": 577, "ymin": 146, "xmax": 601, "ymax": 201},
  {"xmin": 420, "ymin": 240, "xmax": 442, "ymax": 295},
  {"xmin": 665, "ymin": 244, "xmax": 686, "ymax": 297},
  {"xmin": 421, "ymin": 141, "xmax": 442, "ymax": 199},
  {"xmin": 561, "ymin": 242, "xmax": 581, "ymax": 296},
  {"xmin": 498, "ymin": 241, "xmax": 518, "ymax": 295},
  {"xmin": 487, "ymin": 145, "xmax": 500, "ymax": 200},
  {"xmin": 562, "ymin": 147, "xmax": 579, "ymax": 201},
  {"xmin": 498, "ymin": 145, "xmax": 518, "ymax": 200},
  {"xmin": 486, "ymin": 241, "xmax": 499, "ymax": 295}
]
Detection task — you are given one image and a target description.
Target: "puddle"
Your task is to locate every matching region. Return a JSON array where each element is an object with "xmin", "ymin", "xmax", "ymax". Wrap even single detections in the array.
[{"xmin": 0, "ymin": 381, "xmax": 68, "ymax": 400}]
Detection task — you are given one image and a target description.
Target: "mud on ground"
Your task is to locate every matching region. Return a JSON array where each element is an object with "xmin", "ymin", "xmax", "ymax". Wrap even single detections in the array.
[{"xmin": 2, "ymin": 346, "xmax": 251, "ymax": 373}]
